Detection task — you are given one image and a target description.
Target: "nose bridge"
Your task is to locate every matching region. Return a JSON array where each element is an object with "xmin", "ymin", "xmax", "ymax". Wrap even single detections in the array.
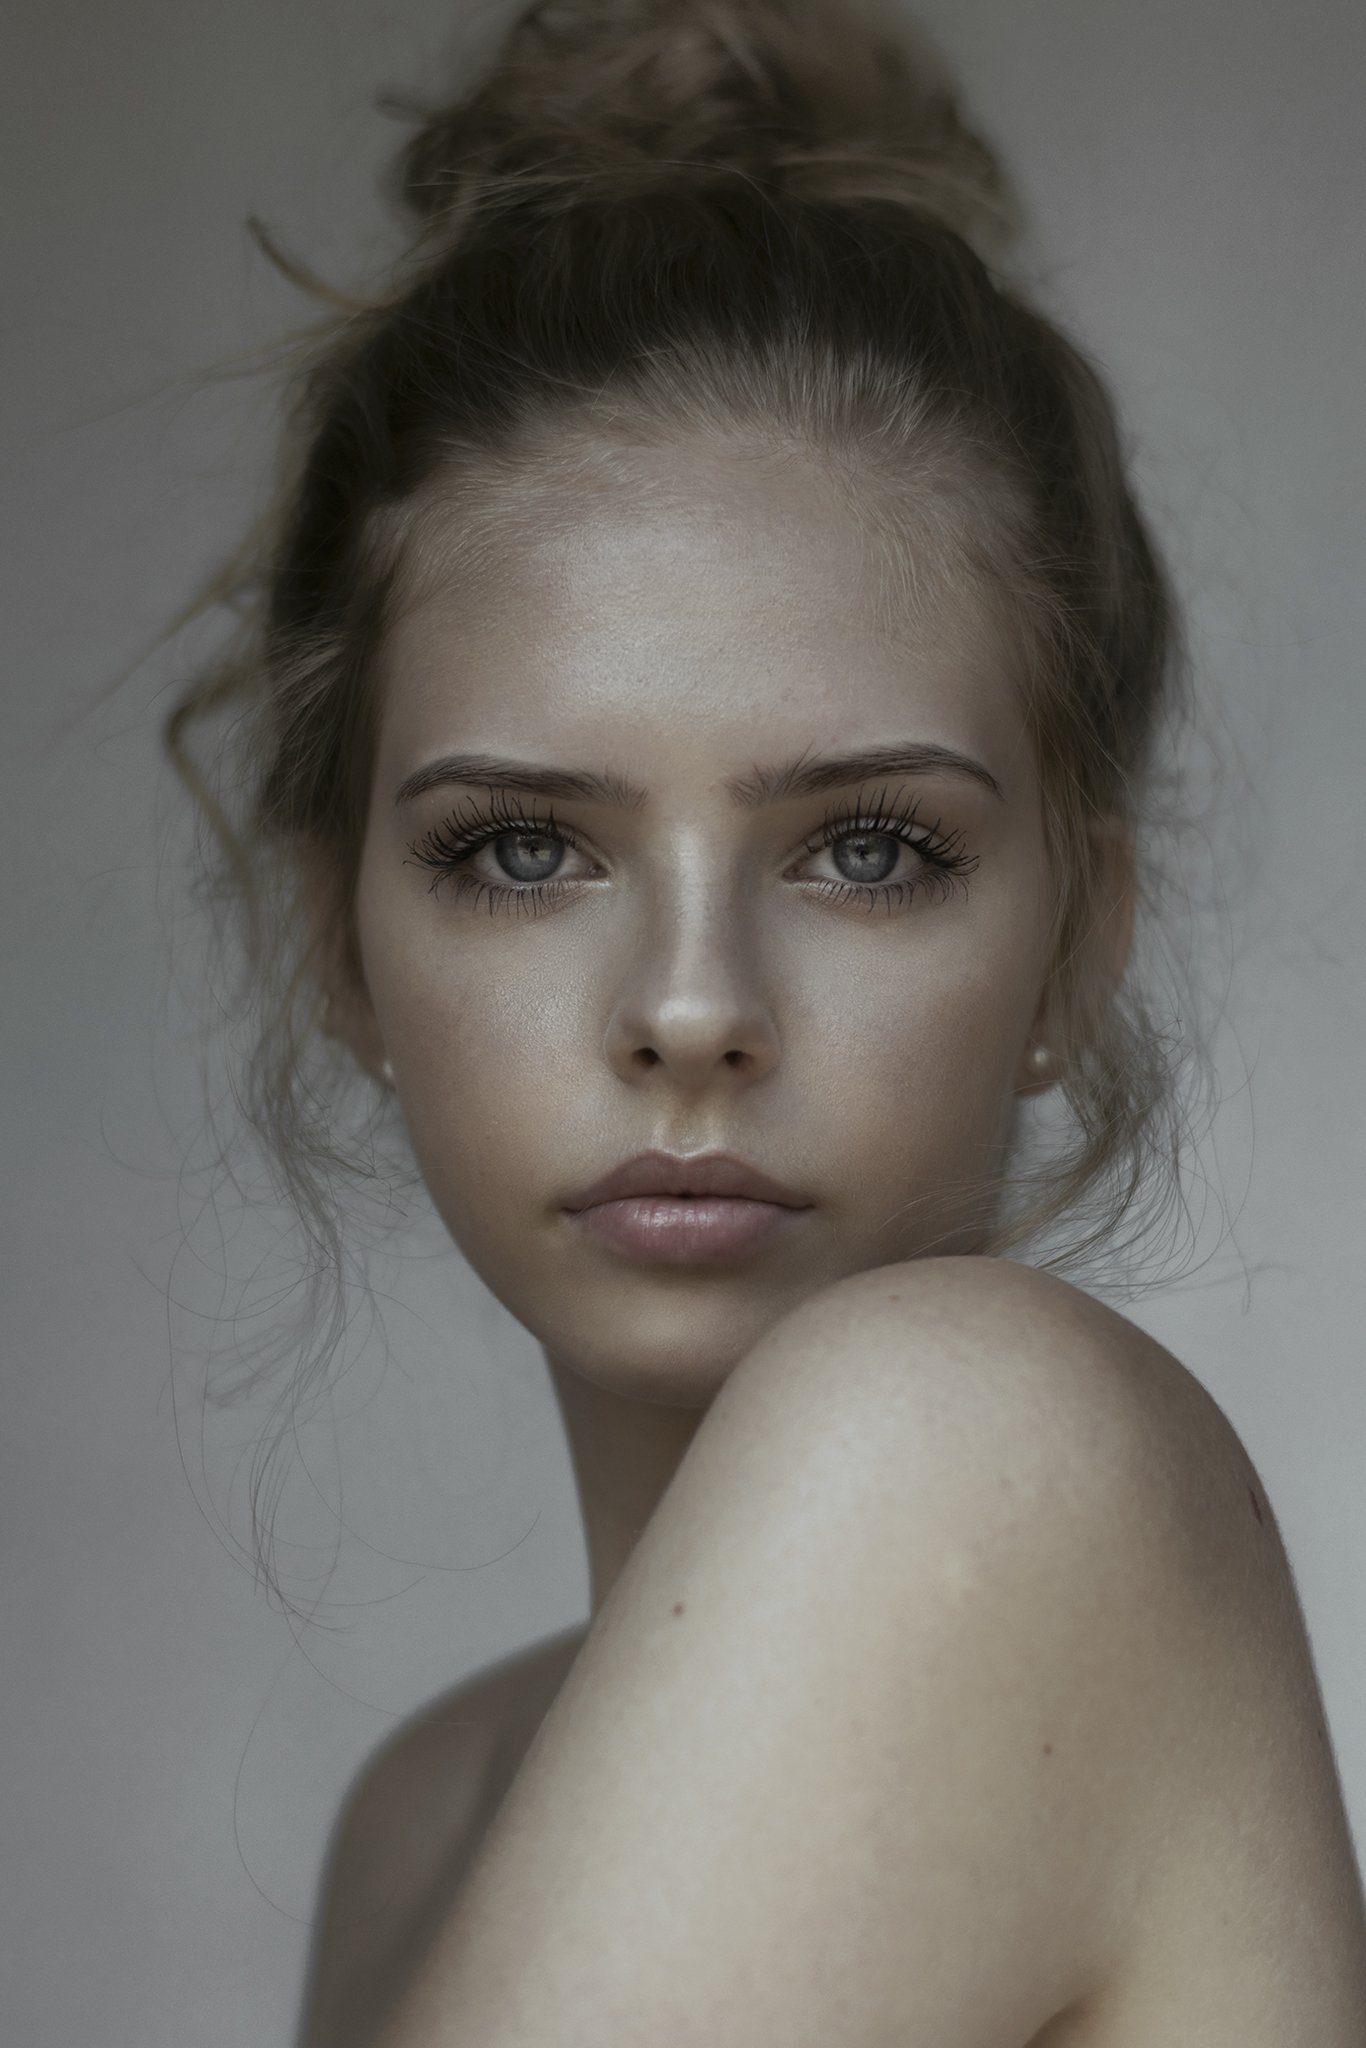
[{"xmin": 603, "ymin": 831, "xmax": 778, "ymax": 1082}]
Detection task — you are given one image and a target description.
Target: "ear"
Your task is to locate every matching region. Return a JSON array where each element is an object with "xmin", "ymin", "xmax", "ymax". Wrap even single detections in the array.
[
  {"xmin": 296, "ymin": 839, "xmax": 389, "ymax": 1086},
  {"xmin": 1014, "ymin": 815, "xmax": 1135, "ymax": 1097}
]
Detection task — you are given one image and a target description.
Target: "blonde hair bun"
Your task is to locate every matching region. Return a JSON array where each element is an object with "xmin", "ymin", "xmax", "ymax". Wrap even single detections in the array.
[{"xmin": 392, "ymin": 0, "xmax": 1019, "ymax": 260}]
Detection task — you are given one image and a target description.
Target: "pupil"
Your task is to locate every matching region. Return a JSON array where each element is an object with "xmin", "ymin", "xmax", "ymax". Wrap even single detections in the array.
[
  {"xmin": 499, "ymin": 830, "xmax": 561, "ymax": 882},
  {"xmin": 835, "ymin": 831, "xmax": 899, "ymax": 884}
]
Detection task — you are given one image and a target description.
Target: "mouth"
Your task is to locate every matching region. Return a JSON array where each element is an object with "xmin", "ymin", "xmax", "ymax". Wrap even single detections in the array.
[
  {"xmin": 565, "ymin": 1149, "xmax": 811, "ymax": 1213},
  {"xmin": 565, "ymin": 1191, "xmax": 808, "ymax": 1264}
]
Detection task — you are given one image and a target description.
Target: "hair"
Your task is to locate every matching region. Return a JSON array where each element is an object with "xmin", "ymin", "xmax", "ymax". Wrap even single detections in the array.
[{"xmin": 163, "ymin": 0, "xmax": 1212, "ymax": 1604}]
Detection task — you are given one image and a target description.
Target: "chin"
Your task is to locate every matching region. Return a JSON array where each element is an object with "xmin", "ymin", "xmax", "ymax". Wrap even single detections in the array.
[{"xmin": 540, "ymin": 1293, "xmax": 783, "ymax": 1399}]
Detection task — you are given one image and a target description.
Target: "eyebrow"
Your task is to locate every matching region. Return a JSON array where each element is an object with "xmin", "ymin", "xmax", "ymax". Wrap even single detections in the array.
[{"xmin": 393, "ymin": 741, "xmax": 1004, "ymax": 811}]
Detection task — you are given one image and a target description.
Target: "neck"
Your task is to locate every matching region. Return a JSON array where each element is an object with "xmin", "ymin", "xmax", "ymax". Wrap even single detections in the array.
[{"xmin": 543, "ymin": 1348, "xmax": 711, "ymax": 1619}]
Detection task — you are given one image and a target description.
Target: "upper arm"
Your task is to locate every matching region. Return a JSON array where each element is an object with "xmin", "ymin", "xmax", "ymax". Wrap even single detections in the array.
[{"xmin": 375, "ymin": 1256, "xmax": 1257, "ymax": 2046}]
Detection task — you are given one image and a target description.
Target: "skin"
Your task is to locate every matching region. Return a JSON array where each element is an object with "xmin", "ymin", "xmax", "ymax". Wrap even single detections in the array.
[{"xmin": 330, "ymin": 430, "xmax": 1120, "ymax": 1619}]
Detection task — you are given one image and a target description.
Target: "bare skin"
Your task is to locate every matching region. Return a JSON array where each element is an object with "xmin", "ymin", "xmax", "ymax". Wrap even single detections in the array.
[
  {"xmin": 297, "ymin": 1259, "xmax": 1366, "ymax": 2046},
  {"xmin": 299, "ymin": 431, "xmax": 1366, "ymax": 2041}
]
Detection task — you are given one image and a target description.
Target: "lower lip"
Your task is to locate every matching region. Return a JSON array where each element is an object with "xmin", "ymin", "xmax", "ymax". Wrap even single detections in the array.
[{"xmin": 566, "ymin": 1195, "xmax": 806, "ymax": 1262}]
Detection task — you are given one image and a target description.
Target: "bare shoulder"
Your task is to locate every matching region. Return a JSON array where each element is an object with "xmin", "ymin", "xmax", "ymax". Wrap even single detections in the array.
[
  {"xmin": 721, "ymin": 1253, "xmax": 1366, "ymax": 2039},
  {"xmin": 737, "ymin": 1254, "xmax": 1277, "ymax": 1584},
  {"xmin": 334, "ymin": 1260, "xmax": 1365, "ymax": 2045},
  {"xmin": 752, "ymin": 1251, "xmax": 1208, "ymax": 1419},
  {"xmin": 296, "ymin": 1626, "xmax": 588, "ymax": 2048},
  {"xmin": 734, "ymin": 1251, "xmax": 1338, "ymax": 1822}
]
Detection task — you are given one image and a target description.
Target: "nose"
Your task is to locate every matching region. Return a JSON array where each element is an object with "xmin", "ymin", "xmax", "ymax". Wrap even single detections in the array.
[{"xmin": 601, "ymin": 887, "xmax": 780, "ymax": 1092}]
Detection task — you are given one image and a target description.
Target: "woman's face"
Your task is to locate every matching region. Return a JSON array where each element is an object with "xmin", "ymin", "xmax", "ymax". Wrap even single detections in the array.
[{"xmin": 351, "ymin": 436, "xmax": 1057, "ymax": 1405}]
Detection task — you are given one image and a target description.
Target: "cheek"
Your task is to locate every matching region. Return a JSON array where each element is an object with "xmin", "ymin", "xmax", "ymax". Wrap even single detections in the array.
[
  {"xmin": 806, "ymin": 930, "xmax": 1034, "ymax": 1152},
  {"xmin": 358, "ymin": 896, "xmax": 583, "ymax": 1235}
]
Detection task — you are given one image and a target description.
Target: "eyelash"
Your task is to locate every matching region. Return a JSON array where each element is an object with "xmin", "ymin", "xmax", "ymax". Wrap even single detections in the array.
[{"xmin": 404, "ymin": 784, "xmax": 979, "ymax": 919}]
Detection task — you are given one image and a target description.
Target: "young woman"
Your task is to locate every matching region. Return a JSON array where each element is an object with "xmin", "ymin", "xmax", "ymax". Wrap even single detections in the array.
[{"xmin": 164, "ymin": 1, "xmax": 1366, "ymax": 2041}]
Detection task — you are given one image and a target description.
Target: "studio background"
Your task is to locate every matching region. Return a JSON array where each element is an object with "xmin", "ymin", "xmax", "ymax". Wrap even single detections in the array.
[{"xmin": 3, "ymin": 2, "xmax": 1363, "ymax": 2043}]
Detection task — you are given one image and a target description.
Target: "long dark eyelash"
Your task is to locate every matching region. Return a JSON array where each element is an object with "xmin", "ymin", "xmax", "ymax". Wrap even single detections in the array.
[
  {"xmin": 404, "ymin": 790, "xmax": 583, "ymax": 913},
  {"xmin": 404, "ymin": 780, "xmax": 980, "ymax": 918},
  {"xmin": 800, "ymin": 783, "xmax": 979, "ymax": 912}
]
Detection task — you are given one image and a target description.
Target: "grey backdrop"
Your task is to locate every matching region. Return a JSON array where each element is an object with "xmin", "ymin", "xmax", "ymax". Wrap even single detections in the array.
[{"xmin": 3, "ymin": 2, "xmax": 1363, "ymax": 2043}]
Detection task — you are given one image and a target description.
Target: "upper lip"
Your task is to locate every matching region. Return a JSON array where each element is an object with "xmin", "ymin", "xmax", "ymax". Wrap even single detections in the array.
[{"xmin": 565, "ymin": 1150, "xmax": 812, "ymax": 1212}]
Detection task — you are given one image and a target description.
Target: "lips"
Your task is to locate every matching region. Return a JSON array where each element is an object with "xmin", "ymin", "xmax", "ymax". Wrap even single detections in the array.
[{"xmin": 564, "ymin": 1149, "xmax": 811, "ymax": 1212}]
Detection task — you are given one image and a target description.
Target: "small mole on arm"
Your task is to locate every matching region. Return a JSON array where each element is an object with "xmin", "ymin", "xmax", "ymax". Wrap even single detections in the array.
[
  {"xmin": 1248, "ymin": 1486, "xmax": 1264, "ymax": 1527},
  {"xmin": 1042, "ymin": 1743, "xmax": 1053, "ymax": 1758},
  {"xmin": 672, "ymin": 1602, "xmax": 685, "ymax": 1616}
]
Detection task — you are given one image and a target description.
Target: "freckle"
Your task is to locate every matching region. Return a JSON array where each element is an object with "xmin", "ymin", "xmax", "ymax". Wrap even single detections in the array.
[
  {"xmin": 1248, "ymin": 1486, "xmax": 1264, "ymax": 1527},
  {"xmin": 1042, "ymin": 1743, "xmax": 1053, "ymax": 1758},
  {"xmin": 672, "ymin": 1602, "xmax": 685, "ymax": 1616}
]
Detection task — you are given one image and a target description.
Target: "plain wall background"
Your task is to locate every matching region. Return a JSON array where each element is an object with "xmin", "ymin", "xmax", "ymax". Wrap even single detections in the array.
[{"xmin": 3, "ymin": 1, "xmax": 1363, "ymax": 2042}]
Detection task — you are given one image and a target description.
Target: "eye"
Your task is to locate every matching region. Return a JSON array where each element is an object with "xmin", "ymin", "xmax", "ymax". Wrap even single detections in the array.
[
  {"xmin": 792, "ymin": 787, "xmax": 978, "ymax": 914},
  {"xmin": 404, "ymin": 792, "xmax": 590, "ymax": 917},
  {"xmin": 404, "ymin": 783, "xmax": 979, "ymax": 920}
]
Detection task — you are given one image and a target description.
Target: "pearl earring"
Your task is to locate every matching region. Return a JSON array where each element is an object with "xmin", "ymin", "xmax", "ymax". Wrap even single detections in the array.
[
  {"xmin": 379, "ymin": 1056, "xmax": 396, "ymax": 1088},
  {"xmin": 1027, "ymin": 1044, "xmax": 1052, "ymax": 1078}
]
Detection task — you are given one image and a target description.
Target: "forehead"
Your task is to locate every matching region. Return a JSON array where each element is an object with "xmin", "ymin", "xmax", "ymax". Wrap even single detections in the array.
[{"xmin": 377, "ymin": 433, "xmax": 1030, "ymax": 783}]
